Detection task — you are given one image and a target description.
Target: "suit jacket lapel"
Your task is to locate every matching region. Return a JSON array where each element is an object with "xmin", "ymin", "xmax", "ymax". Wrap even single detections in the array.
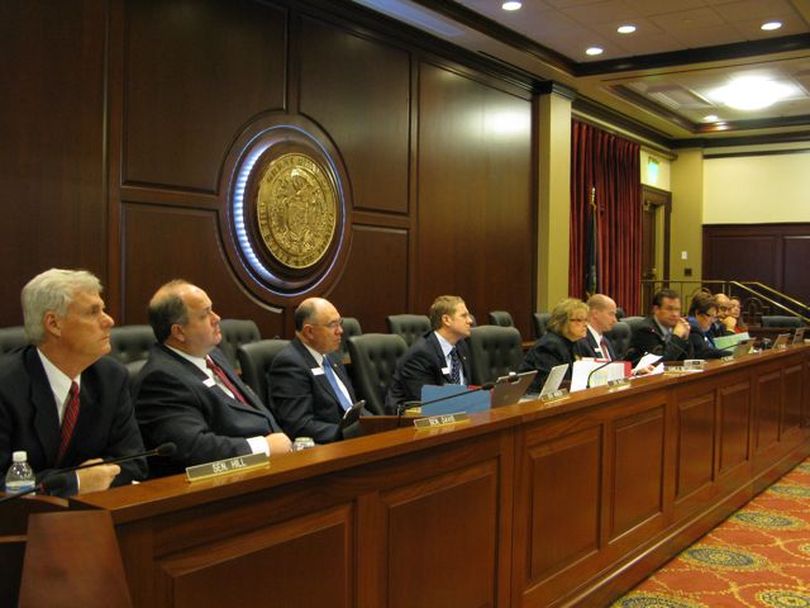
[
  {"xmin": 293, "ymin": 339, "xmax": 343, "ymax": 409},
  {"xmin": 25, "ymin": 348, "xmax": 63, "ymax": 466}
]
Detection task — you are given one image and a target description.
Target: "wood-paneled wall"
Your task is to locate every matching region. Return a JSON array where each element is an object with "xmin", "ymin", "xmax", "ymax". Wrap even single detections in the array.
[
  {"xmin": 703, "ymin": 223, "xmax": 810, "ymax": 304},
  {"xmin": 1, "ymin": 0, "xmax": 535, "ymax": 338}
]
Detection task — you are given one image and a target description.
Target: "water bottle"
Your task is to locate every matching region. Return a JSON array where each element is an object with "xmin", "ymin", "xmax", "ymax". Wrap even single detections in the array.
[{"xmin": 5, "ymin": 450, "xmax": 36, "ymax": 494}]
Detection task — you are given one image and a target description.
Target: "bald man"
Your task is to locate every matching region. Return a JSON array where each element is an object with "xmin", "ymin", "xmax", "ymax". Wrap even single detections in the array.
[
  {"xmin": 268, "ymin": 298, "xmax": 366, "ymax": 443},
  {"xmin": 133, "ymin": 280, "xmax": 290, "ymax": 476},
  {"xmin": 575, "ymin": 294, "xmax": 619, "ymax": 360}
]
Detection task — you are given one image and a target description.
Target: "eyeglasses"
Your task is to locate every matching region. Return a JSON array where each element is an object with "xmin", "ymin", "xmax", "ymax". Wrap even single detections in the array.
[{"xmin": 569, "ymin": 317, "xmax": 588, "ymax": 323}]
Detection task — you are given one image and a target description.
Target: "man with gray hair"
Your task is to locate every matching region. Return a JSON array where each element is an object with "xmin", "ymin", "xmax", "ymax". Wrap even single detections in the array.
[
  {"xmin": 0, "ymin": 268, "xmax": 147, "ymax": 495},
  {"xmin": 269, "ymin": 297, "xmax": 363, "ymax": 443}
]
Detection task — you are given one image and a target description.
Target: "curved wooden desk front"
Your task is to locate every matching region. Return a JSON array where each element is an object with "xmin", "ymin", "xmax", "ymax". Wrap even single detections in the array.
[{"xmin": 72, "ymin": 345, "xmax": 810, "ymax": 608}]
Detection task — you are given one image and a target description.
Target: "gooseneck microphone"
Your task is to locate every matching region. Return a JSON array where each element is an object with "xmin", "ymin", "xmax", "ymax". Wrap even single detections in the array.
[
  {"xmin": 0, "ymin": 474, "xmax": 68, "ymax": 505},
  {"xmin": 586, "ymin": 360, "xmax": 615, "ymax": 389},
  {"xmin": 396, "ymin": 383, "xmax": 496, "ymax": 424},
  {"xmin": 48, "ymin": 442, "xmax": 177, "ymax": 476}
]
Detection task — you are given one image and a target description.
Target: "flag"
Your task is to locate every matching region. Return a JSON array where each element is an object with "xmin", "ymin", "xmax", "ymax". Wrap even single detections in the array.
[{"xmin": 584, "ymin": 186, "xmax": 599, "ymax": 297}]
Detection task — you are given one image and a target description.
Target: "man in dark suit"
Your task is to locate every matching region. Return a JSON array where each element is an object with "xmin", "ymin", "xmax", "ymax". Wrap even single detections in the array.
[
  {"xmin": 625, "ymin": 288, "xmax": 693, "ymax": 365},
  {"xmin": 385, "ymin": 295, "xmax": 473, "ymax": 413},
  {"xmin": 268, "ymin": 298, "xmax": 363, "ymax": 443},
  {"xmin": 133, "ymin": 280, "xmax": 291, "ymax": 476},
  {"xmin": 0, "ymin": 269, "xmax": 146, "ymax": 496},
  {"xmin": 576, "ymin": 294, "xmax": 619, "ymax": 360}
]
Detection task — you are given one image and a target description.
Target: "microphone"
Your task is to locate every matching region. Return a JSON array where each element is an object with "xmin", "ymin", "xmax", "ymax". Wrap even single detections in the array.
[
  {"xmin": 396, "ymin": 383, "xmax": 495, "ymax": 424},
  {"xmin": 0, "ymin": 474, "xmax": 68, "ymax": 505},
  {"xmin": 46, "ymin": 442, "xmax": 177, "ymax": 477},
  {"xmin": 586, "ymin": 360, "xmax": 615, "ymax": 388}
]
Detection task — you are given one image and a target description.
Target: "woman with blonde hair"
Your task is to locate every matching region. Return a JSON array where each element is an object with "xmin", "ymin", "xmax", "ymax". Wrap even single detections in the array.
[{"xmin": 520, "ymin": 298, "xmax": 588, "ymax": 393}]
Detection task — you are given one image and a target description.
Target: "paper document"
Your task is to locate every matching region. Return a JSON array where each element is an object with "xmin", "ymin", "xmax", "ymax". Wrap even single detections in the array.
[
  {"xmin": 571, "ymin": 360, "xmax": 629, "ymax": 392},
  {"xmin": 633, "ymin": 353, "xmax": 663, "ymax": 373}
]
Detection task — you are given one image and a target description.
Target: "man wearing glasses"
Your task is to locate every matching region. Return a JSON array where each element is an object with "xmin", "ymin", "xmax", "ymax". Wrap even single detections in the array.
[
  {"xmin": 269, "ymin": 298, "xmax": 364, "ymax": 443},
  {"xmin": 626, "ymin": 288, "xmax": 693, "ymax": 365}
]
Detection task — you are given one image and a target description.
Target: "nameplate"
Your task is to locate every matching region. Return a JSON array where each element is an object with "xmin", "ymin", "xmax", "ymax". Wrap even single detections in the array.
[
  {"xmin": 540, "ymin": 388, "xmax": 569, "ymax": 402},
  {"xmin": 186, "ymin": 452, "xmax": 269, "ymax": 482},
  {"xmin": 607, "ymin": 377, "xmax": 631, "ymax": 389},
  {"xmin": 413, "ymin": 412, "xmax": 470, "ymax": 429}
]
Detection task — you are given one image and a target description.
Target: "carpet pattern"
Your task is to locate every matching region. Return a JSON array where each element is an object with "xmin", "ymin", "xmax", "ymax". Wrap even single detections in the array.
[{"xmin": 612, "ymin": 459, "xmax": 810, "ymax": 608}]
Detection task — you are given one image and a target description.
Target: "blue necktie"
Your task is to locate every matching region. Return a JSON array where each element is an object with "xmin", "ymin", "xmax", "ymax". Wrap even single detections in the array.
[
  {"xmin": 323, "ymin": 359, "xmax": 353, "ymax": 411},
  {"xmin": 450, "ymin": 347, "xmax": 462, "ymax": 384}
]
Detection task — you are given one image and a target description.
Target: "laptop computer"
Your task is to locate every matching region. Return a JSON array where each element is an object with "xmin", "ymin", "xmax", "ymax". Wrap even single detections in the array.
[
  {"xmin": 772, "ymin": 333, "xmax": 791, "ymax": 349},
  {"xmin": 539, "ymin": 363, "xmax": 569, "ymax": 398},
  {"xmin": 491, "ymin": 370, "xmax": 537, "ymax": 407},
  {"xmin": 793, "ymin": 327, "xmax": 806, "ymax": 344}
]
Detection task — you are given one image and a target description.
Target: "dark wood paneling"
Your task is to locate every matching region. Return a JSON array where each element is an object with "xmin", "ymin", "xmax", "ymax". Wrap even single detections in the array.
[
  {"xmin": 783, "ymin": 362, "xmax": 803, "ymax": 433},
  {"xmin": 783, "ymin": 236, "xmax": 810, "ymax": 306},
  {"xmin": 0, "ymin": 0, "xmax": 107, "ymax": 326},
  {"xmin": 158, "ymin": 505, "xmax": 352, "ymax": 608},
  {"xmin": 755, "ymin": 368, "xmax": 782, "ymax": 451},
  {"xmin": 384, "ymin": 460, "xmax": 498, "ymax": 608},
  {"xmin": 417, "ymin": 62, "xmax": 533, "ymax": 337},
  {"xmin": 121, "ymin": 203, "xmax": 284, "ymax": 335},
  {"xmin": 328, "ymin": 225, "xmax": 409, "ymax": 333},
  {"xmin": 124, "ymin": 0, "xmax": 286, "ymax": 191},
  {"xmin": 299, "ymin": 17, "xmax": 410, "ymax": 215},
  {"xmin": 676, "ymin": 392, "xmax": 715, "ymax": 500},
  {"xmin": 718, "ymin": 380, "xmax": 751, "ymax": 473},
  {"xmin": 703, "ymin": 224, "xmax": 810, "ymax": 303},
  {"xmin": 527, "ymin": 426, "xmax": 601, "ymax": 582}
]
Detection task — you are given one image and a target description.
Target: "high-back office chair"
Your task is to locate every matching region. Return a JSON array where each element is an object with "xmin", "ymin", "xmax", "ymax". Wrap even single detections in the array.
[
  {"xmin": 487, "ymin": 310, "xmax": 514, "ymax": 327},
  {"xmin": 622, "ymin": 316, "xmax": 647, "ymax": 333},
  {"xmin": 386, "ymin": 314, "xmax": 431, "ymax": 348},
  {"xmin": 615, "ymin": 307, "xmax": 626, "ymax": 320},
  {"xmin": 109, "ymin": 325, "xmax": 156, "ymax": 379},
  {"xmin": 347, "ymin": 333, "xmax": 407, "ymax": 415},
  {"xmin": 0, "ymin": 326, "xmax": 27, "ymax": 356},
  {"xmin": 468, "ymin": 325, "xmax": 523, "ymax": 385},
  {"xmin": 339, "ymin": 317, "xmax": 363, "ymax": 360},
  {"xmin": 761, "ymin": 315, "xmax": 803, "ymax": 328},
  {"xmin": 219, "ymin": 319, "xmax": 261, "ymax": 370},
  {"xmin": 236, "ymin": 339, "xmax": 290, "ymax": 406},
  {"xmin": 605, "ymin": 321, "xmax": 631, "ymax": 360},
  {"xmin": 532, "ymin": 312, "xmax": 551, "ymax": 340}
]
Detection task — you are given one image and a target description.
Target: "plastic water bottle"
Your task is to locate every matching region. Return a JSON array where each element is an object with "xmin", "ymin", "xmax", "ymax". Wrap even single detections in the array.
[{"xmin": 5, "ymin": 451, "xmax": 36, "ymax": 494}]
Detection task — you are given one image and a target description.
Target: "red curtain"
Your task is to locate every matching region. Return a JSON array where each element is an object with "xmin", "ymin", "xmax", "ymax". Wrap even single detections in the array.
[{"xmin": 569, "ymin": 120, "xmax": 642, "ymax": 315}]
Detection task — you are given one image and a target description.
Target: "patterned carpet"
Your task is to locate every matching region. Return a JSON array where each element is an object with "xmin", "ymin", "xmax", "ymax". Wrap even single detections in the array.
[{"xmin": 612, "ymin": 458, "xmax": 810, "ymax": 608}]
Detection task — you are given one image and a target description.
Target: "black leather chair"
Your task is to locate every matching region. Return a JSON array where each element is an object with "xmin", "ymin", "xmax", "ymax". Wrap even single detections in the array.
[
  {"xmin": 761, "ymin": 315, "xmax": 803, "ymax": 328},
  {"xmin": 622, "ymin": 316, "xmax": 647, "ymax": 334},
  {"xmin": 0, "ymin": 326, "xmax": 27, "ymax": 356},
  {"xmin": 532, "ymin": 312, "xmax": 551, "ymax": 340},
  {"xmin": 487, "ymin": 310, "xmax": 514, "ymax": 327},
  {"xmin": 605, "ymin": 321, "xmax": 631, "ymax": 360},
  {"xmin": 468, "ymin": 325, "xmax": 523, "ymax": 385},
  {"xmin": 219, "ymin": 319, "xmax": 261, "ymax": 370},
  {"xmin": 347, "ymin": 333, "xmax": 407, "ymax": 415},
  {"xmin": 109, "ymin": 325, "xmax": 155, "ymax": 379},
  {"xmin": 236, "ymin": 339, "xmax": 290, "ymax": 406},
  {"xmin": 339, "ymin": 317, "xmax": 362, "ymax": 360},
  {"xmin": 386, "ymin": 314, "xmax": 430, "ymax": 348},
  {"xmin": 616, "ymin": 307, "xmax": 626, "ymax": 320}
]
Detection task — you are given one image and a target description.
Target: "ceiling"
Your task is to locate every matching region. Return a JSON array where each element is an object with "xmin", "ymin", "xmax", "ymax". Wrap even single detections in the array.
[{"xmin": 352, "ymin": 0, "xmax": 810, "ymax": 145}]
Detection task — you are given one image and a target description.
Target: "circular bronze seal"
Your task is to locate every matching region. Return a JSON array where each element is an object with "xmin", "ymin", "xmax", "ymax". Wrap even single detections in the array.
[{"xmin": 256, "ymin": 153, "xmax": 337, "ymax": 269}]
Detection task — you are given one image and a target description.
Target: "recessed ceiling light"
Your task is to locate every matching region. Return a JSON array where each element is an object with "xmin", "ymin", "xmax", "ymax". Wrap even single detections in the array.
[
  {"xmin": 709, "ymin": 76, "xmax": 796, "ymax": 111},
  {"xmin": 502, "ymin": 1, "xmax": 522, "ymax": 10},
  {"xmin": 703, "ymin": 115, "xmax": 719, "ymax": 122},
  {"xmin": 761, "ymin": 21, "xmax": 782, "ymax": 31},
  {"xmin": 585, "ymin": 46, "xmax": 604, "ymax": 56},
  {"xmin": 617, "ymin": 25, "xmax": 636, "ymax": 34}
]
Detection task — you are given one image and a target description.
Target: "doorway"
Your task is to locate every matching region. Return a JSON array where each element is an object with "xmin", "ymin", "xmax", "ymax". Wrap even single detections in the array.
[{"xmin": 641, "ymin": 185, "xmax": 671, "ymax": 313}]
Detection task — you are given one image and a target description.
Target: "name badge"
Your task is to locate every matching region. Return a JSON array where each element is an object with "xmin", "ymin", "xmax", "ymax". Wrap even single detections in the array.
[
  {"xmin": 311, "ymin": 367, "xmax": 325, "ymax": 376},
  {"xmin": 203, "ymin": 377, "xmax": 217, "ymax": 388},
  {"xmin": 441, "ymin": 366, "xmax": 450, "ymax": 375}
]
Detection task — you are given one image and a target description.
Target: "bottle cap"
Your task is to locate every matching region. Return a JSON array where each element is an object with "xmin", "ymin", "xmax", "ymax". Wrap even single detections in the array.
[{"xmin": 12, "ymin": 451, "xmax": 28, "ymax": 463}]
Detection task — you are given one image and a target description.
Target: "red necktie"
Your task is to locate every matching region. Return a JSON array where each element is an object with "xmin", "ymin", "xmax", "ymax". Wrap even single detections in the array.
[
  {"xmin": 206, "ymin": 356, "xmax": 250, "ymax": 406},
  {"xmin": 57, "ymin": 381, "xmax": 80, "ymax": 464},
  {"xmin": 600, "ymin": 337, "xmax": 612, "ymax": 361}
]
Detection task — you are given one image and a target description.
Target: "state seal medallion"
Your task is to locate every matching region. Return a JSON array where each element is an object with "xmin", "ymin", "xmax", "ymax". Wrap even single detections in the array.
[{"xmin": 256, "ymin": 153, "xmax": 337, "ymax": 269}]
